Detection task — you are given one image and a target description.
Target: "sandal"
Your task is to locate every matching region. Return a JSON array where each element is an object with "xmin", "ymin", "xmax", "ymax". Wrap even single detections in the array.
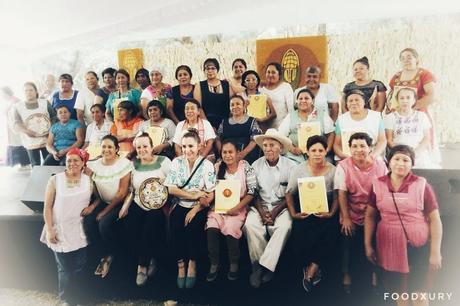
[
  {"xmin": 100, "ymin": 256, "xmax": 113, "ymax": 278},
  {"xmin": 94, "ymin": 258, "xmax": 105, "ymax": 275}
]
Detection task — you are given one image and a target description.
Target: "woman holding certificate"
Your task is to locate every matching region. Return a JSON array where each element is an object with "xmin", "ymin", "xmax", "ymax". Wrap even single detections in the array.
[
  {"xmin": 216, "ymin": 95, "xmax": 262, "ymax": 164},
  {"xmin": 260, "ymin": 63, "xmax": 294, "ymax": 129},
  {"xmin": 110, "ymin": 101, "xmax": 143, "ymax": 155},
  {"xmin": 333, "ymin": 89, "xmax": 386, "ymax": 161},
  {"xmin": 278, "ymin": 88, "xmax": 335, "ymax": 164},
  {"xmin": 240, "ymin": 70, "xmax": 277, "ymax": 133},
  {"xmin": 138, "ymin": 100, "xmax": 176, "ymax": 159},
  {"xmin": 285, "ymin": 135, "xmax": 338, "ymax": 293},
  {"xmin": 165, "ymin": 130, "xmax": 216, "ymax": 289},
  {"xmin": 334, "ymin": 132, "xmax": 387, "ymax": 294},
  {"xmin": 364, "ymin": 145, "xmax": 442, "ymax": 301},
  {"xmin": 205, "ymin": 140, "xmax": 258, "ymax": 282},
  {"xmin": 118, "ymin": 132, "xmax": 171, "ymax": 286}
]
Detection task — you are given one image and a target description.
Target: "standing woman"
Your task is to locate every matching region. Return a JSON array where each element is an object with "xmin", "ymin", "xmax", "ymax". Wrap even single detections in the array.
[
  {"xmin": 365, "ymin": 145, "xmax": 442, "ymax": 304},
  {"xmin": 260, "ymin": 62, "xmax": 294, "ymax": 129},
  {"xmin": 384, "ymin": 87, "xmax": 437, "ymax": 168},
  {"xmin": 51, "ymin": 74, "xmax": 79, "ymax": 120},
  {"xmin": 172, "ymin": 100, "xmax": 216, "ymax": 158},
  {"xmin": 194, "ymin": 58, "xmax": 233, "ymax": 129},
  {"xmin": 140, "ymin": 65, "xmax": 173, "ymax": 118},
  {"xmin": 83, "ymin": 135, "xmax": 133, "ymax": 278},
  {"xmin": 95, "ymin": 68, "xmax": 117, "ymax": 106},
  {"xmin": 333, "ymin": 89, "xmax": 387, "ymax": 161},
  {"xmin": 40, "ymin": 148, "xmax": 91, "ymax": 305},
  {"xmin": 388, "ymin": 48, "xmax": 439, "ymax": 163},
  {"xmin": 119, "ymin": 133, "xmax": 171, "ymax": 286},
  {"xmin": 278, "ymin": 88, "xmax": 335, "ymax": 164},
  {"xmin": 228, "ymin": 58, "xmax": 247, "ymax": 95},
  {"xmin": 135, "ymin": 68, "xmax": 151, "ymax": 91},
  {"xmin": 206, "ymin": 140, "xmax": 257, "ymax": 281},
  {"xmin": 165, "ymin": 130, "xmax": 216, "ymax": 289},
  {"xmin": 105, "ymin": 69, "xmax": 141, "ymax": 122},
  {"xmin": 240, "ymin": 70, "xmax": 276, "ymax": 133},
  {"xmin": 169, "ymin": 65, "xmax": 195, "ymax": 124},
  {"xmin": 138, "ymin": 100, "xmax": 176, "ymax": 159},
  {"xmin": 342, "ymin": 57, "xmax": 387, "ymax": 112},
  {"xmin": 110, "ymin": 100, "xmax": 143, "ymax": 155},
  {"xmin": 216, "ymin": 95, "xmax": 262, "ymax": 164},
  {"xmin": 285, "ymin": 135, "xmax": 338, "ymax": 293},
  {"xmin": 13, "ymin": 82, "xmax": 56, "ymax": 166},
  {"xmin": 75, "ymin": 71, "xmax": 100, "ymax": 127},
  {"xmin": 334, "ymin": 132, "xmax": 388, "ymax": 294}
]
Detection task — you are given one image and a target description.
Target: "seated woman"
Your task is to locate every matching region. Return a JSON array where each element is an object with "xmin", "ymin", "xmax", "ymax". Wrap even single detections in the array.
[
  {"xmin": 110, "ymin": 101, "xmax": 143, "ymax": 155},
  {"xmin": 365, "ymin": 145, "xmax": 442, "ymax": 303},
  {"xmin": 40, "ymin": 148, "xmax": 91, "ymax": 305},
  {"xmin": 333, "ymin": 89, "xmax": 387, "ymax": 161},
  {"xmin": 278, "ymin": 88, "xmax": 335, "ymax": 164},
  {"xmin": 206, "ymin": 140, "xmax": 257, "ymax": 282},
  {"xmin": 216, "ymin": 95, "xmax": 262, "ymax": 164},
  {"xmin": 140, "ymin": 65, "xmax": 173, "ymax": 118},
  {"xmin": 105, "ymin": 69, "xmax": 141, "ymax": 122},
  {"xmin": 138, "ymin": 100, "xmax": 176, "ymax": 159},
  {"xmin": 44, "ymin": 105, "xmax": 84, "ymax": 166},
  {"xmin": 82, "ymin": 103, "xmax": 113, "ymax": 150},
  {"xmin": 194, "ymin": 58, "xmax": 233, "ymax": 129},
  {"xmin": 172, "ymin": 99, "xmax": 216, "ymax": 158},
  {"xmin": 239, "ymin": 70, "xmax": 276, "ymax": 133},
  {"xmin": 342, "ymin": 57, "xmax": 387, "ymax": 112},
  {"xmin": 334, "ymin": 132, "xmax": 388, "ymax": 294},
  {"xmin": 285, "ymin": 135, "xmax": 338, "ymax": 293},
  {"xmin": 83, "ymin": 135, "xmax": 133, "ymax": 278},
  {"xmin": 118, "ymin": 132, "xmax": 171, "ymax": 286},
  {"xmin": 169, "ymin": 65, "xmax": 195, "ymax": 124},
  {"xmin": 14, "ymin": 81, "xmax": 56, "ymax": 166},
  {"xmin": 165, "ymin": 129, "xmax": 216, "ymax": 289},
  {"xmin": 384, "ymin": 87, "xmax": 437, "ymax": 168}
]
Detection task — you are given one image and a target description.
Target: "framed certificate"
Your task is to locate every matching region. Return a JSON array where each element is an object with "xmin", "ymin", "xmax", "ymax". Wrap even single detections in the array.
[
  {"xmin": 215, "ymin": 179, "xmax": 241, "ymax": 214},
  {"xmin": 297, "ymin": 121, "xmax": 321, "ymax": 153},
  {"xmin": 113, "ymin": 98, "xmax": 128, "ymax": 121},
  {"xmin": 146, "ymin": 126, "xmax": 166, "ymax": 147},
  {"xmin": 341, "ymin": 129, "xmax": 366, "ymax": 156},
  {"xmin": 86, "ymin": 143, "xmax": 102, "ymax": 160},
  {"xmin": 247, "ymin": 94, "xmax": 267, "ymax": 119},
  {"xmin": 298, "ymin": 176, "xmax": 328, "ymax": 214}
]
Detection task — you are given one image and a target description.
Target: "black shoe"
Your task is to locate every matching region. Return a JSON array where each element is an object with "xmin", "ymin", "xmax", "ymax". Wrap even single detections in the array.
[
  {"xmin": 227, "ymin": 269, "xmax": 239, "ymax": 281},
  {"xmin": 302, "ymin": 277, "xmax": 313, "ymax": 293},
  {"xmin": 206, "ymin": 266, "xmax": 219, "ymax": 282}
]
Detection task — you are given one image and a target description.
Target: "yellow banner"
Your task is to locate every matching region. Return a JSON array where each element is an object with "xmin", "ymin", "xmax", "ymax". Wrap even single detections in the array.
[{"xmin": 117, "ymin": 48, "xmax": 145, "ymax": 88}]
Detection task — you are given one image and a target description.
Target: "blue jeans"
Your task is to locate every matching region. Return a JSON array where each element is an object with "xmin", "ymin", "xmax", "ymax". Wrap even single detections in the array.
[{"xmin": 54, "ymin": 247, "xmax": 87, "ymax": 302}]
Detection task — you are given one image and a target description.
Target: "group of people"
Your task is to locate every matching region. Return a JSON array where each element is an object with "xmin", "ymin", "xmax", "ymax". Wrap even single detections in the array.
[{"xmin": 31, "ymin": 48, "xmax": 443, "ymax": 306}]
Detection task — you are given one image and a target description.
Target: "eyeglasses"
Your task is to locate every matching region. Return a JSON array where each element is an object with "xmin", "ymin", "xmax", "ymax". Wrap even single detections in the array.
[{"xmin": 205, "ymin": 66, "xmax": 217, "ymax": 71}]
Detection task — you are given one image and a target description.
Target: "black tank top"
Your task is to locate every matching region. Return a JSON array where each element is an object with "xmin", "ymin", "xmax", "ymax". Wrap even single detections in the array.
[
  {"xmin": 200, "ymin": 80, "xmax": 230, "ymax": 129},
  {"xmin": 172, "ymin": 85, "xmax": 194, "ymax": 122}
]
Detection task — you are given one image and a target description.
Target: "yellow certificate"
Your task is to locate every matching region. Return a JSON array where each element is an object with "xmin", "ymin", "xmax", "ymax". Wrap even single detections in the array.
[
  {"xmin": 247, "ymin": 94, "xmax": 267, "ymax": 119},
  {"xmin": 215, "ymin": 179, "xmax": 241, "ymax": 214},
  {"xmin": 298, "ymin": 176, "xmax": 329, "ymax": 214},
  {"xmin": 146, "ymin": 126, "xmax": 166, "ymax": 147},
  {"xmin": 341, "ymin": 129, "xmax": 366, "ymax": 156},
  {"xmin": 86, "ymin": 143, "xmax": 102, "ymax": 160},
  {"xmin": 112, "ymin": 98, "xmax": 127, "ymax": 121},
  {"xmin": 388, "ymin": 86, "xmax": 406, "ymax": 111},
  {"xmin": 297, "ymin": 121, "xmax": 321, "ymax": 153}
]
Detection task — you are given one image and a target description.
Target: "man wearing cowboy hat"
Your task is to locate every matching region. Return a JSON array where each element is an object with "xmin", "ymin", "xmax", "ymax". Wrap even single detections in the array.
[{"xmin": 243, "ymin": 128, "xmax": 296, "ymax": 288}]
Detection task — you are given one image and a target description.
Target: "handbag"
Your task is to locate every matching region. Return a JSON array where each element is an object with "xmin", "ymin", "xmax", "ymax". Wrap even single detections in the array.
[
  {"xmin": 168, "ymin": 156, "xmax": 206, "ymax": 213},
  {"xmin": 391, "ymin": 192, "xmax": 430, "ymax": 270}
]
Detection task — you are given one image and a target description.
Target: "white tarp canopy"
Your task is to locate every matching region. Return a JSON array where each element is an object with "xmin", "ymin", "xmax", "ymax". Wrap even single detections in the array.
[{"xmin": 2, "ymin": 0, "xmax": 460, "ymax": 56}]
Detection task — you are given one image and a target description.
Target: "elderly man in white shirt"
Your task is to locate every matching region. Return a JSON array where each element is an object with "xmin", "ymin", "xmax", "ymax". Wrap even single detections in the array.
[{"xmin": 244, "ymin": 129, "xmax": 296, "ymax": 288}]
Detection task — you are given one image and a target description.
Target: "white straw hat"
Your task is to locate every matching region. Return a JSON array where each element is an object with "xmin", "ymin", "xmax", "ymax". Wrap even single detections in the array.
[{"xmin": 254, "ymin": 128, "xmax": 292, "ymax": 155}]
